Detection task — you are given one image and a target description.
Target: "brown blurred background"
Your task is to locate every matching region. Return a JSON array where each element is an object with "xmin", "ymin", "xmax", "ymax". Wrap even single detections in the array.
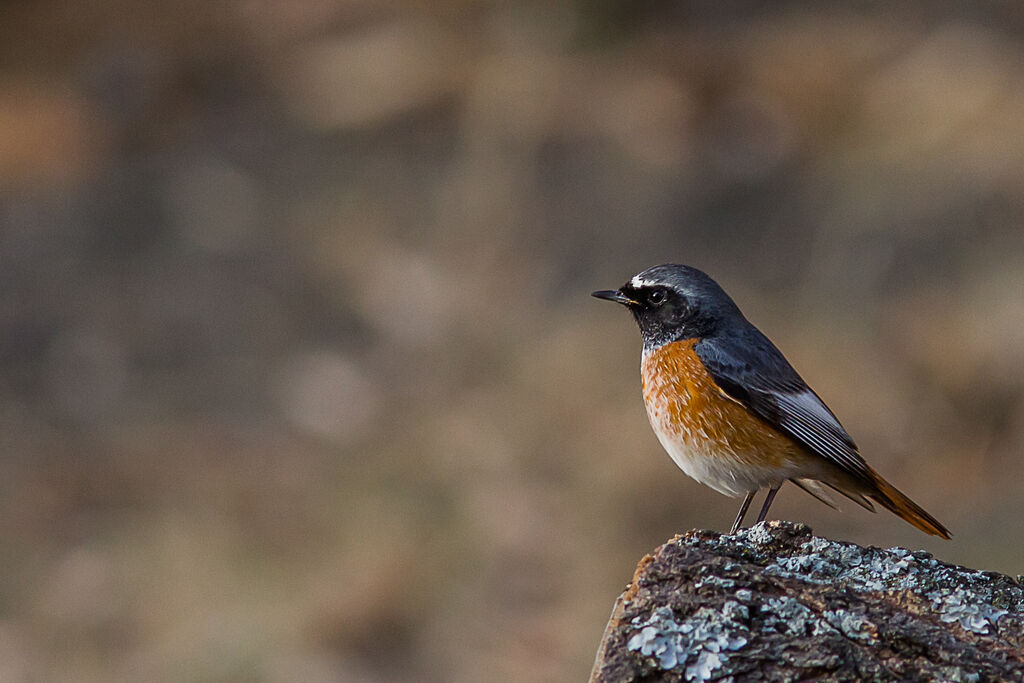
[{"xmin": 2, "ymin": 1, "xmax": 1024, "ymax": 680}]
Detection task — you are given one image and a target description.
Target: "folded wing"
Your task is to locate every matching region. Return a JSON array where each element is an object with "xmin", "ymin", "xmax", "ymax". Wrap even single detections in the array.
[{"xmin": 695, "ymin": 328, "xmax": 873, "ymax": 485}]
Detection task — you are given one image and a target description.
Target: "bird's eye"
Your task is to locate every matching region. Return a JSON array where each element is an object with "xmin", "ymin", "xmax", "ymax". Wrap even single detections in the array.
[{"xmin": 648, "ymin": 289, "xmax": 666, "ymax": 305}]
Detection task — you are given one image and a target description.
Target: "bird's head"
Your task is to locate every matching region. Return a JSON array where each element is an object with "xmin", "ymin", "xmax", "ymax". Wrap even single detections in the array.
[{"xmin": 592, "ymin": 264, "xmax": 743, "ymax": 349}]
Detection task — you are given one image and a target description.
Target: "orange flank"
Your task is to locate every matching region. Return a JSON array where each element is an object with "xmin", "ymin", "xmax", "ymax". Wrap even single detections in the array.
[{"xmin": 641, "ymin": 339, "xmax": 805, "ymax": 472}]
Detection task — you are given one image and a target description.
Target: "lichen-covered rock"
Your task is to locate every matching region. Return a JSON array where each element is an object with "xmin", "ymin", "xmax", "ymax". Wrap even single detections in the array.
[{"xmin": 590, "ymin": 521, "xmax": 1024, "ymax": 682}]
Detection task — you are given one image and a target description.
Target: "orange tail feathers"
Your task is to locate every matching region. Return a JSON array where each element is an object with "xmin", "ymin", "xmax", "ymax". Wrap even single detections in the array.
[{"xmin": 868, "ymin": 470, "xmax": 951, "ymax": 539}]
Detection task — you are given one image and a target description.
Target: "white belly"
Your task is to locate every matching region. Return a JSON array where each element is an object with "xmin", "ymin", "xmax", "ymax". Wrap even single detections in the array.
[{"xmin": 648, "ymin": 424, "xmax": 794, "ymax": 497}]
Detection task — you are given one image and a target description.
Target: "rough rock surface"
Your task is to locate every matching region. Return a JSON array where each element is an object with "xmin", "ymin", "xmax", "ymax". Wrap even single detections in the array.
[{"xmin": 591, "ymin": 521, "xmax": 1024, "ymax": 682}]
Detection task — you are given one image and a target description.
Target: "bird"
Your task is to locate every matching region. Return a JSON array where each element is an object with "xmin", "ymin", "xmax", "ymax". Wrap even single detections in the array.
[{"xmin": 592, "ymin": 264, "xmax": 950, "ymax": 538}]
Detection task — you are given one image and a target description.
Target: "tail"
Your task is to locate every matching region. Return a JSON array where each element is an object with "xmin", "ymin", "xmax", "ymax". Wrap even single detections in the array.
[{"xmin": 867, "ymin": 469, "xmax": 951, "ymax": 539}]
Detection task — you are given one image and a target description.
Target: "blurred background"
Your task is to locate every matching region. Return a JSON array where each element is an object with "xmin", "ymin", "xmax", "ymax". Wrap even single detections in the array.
[{"xmin": 2, "ymin": 1, "xmax": 1024, "ymax": 680}]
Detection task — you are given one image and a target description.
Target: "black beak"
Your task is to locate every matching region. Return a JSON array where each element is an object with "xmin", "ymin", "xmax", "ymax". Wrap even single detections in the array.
[{"xmin": 591, "ymin": 289, "xmax": 638, "ymax": 306}]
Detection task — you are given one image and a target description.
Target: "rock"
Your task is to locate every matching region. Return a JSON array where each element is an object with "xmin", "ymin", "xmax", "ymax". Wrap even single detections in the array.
[{"xmin": 590, "ymin": 521, "xmax": 1024, "ymax": 682}]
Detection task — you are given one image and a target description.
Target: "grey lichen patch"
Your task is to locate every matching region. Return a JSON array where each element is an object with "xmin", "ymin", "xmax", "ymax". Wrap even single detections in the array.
[
  {"xmin": 933, "ymin": 588, "xmax": 1008, "ymax": 634},
  {"xmin": 740, "ymin": 523, "xmax": 775, "ymax": 547},
  {"xmin": 627, "ymin": 602, "xmax": 749, "ymax": 681},
  {"xmin": 762, "ymin": 535, "xmax": 914, "ymax": 590},
  {"xmin": 823, "ymin": 609, "xmax": 877, "ymax": 642},
  {"xmin": 759, "ymin": 596, "xmax": 829, "ymax": 637},
  {"xmin": 937, "ymin": 667, "xmax": 982, "ymax": 683},
  {"xmin": 757, "ymin": 596, "xmax": 876, "ymax": 644},
  {"xmin": 693, "ymin": 573, "xmax": 736, "ymax": 591}
]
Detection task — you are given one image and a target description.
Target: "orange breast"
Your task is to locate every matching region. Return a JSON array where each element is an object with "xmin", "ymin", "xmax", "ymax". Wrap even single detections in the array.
[{"xmin": 641, "ymin": 339, "xmax": 805, "ymax": 477}]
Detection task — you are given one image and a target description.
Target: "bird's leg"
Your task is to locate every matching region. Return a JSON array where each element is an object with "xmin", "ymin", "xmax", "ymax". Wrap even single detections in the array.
[
  {"xmin": 730, "ymin": 490, "xmax": 756, "ymax": 534},
  {"xmin": 755, "ymin": 486, "xmax": 780, "ymax": 524}
]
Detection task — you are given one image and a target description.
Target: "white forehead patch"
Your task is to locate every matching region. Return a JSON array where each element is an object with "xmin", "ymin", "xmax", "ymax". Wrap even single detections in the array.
[
  {"xmin": 630, "ymin": 274, "xmax": 657, "ymax": 288},
  {"xmin": 630, "ymin": 274, "xmax": 690, "ymax": 297}
]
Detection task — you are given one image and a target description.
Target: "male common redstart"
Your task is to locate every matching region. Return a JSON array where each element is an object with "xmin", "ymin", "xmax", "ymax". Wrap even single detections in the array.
[{"xmin": 593, "ymin": 264, "xmax": 950, "ymax": 538}]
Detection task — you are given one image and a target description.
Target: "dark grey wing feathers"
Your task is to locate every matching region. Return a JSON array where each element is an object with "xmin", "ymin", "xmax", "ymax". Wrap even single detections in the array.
[{"xmin": 695, "ymin": 329, "xmax": 873, "ymax": 483}]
